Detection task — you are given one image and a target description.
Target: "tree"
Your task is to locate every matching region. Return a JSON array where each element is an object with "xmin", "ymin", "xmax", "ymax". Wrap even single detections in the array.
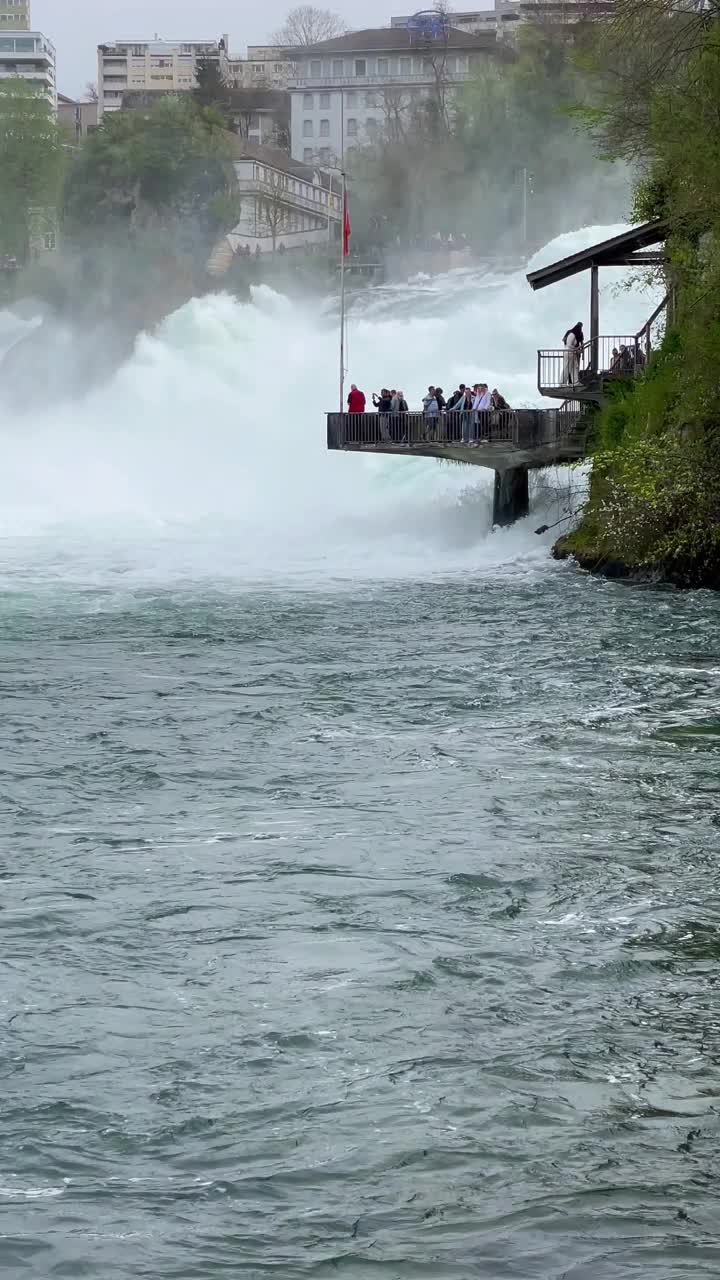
[
  {"xmin": 63, "ymin": 96, "xmax": 237, "ymax": 241},
  {"xmin": 194, "ymin": 56, "xmax": 230, "ymax": 116},
  {"xmin": 84, "ymin": 81, "xmax": 98, "ymax": 102},
  {"xmin": 0, "ymin": 79, "xmax": 63, "ymax": 261},
  {"xmin": 271, "ymin": 6, "xmax": 347, "ymax": 46},
  {"xmin": 257, "ymin": 168, "xmax": 291, "ymax": 251}
]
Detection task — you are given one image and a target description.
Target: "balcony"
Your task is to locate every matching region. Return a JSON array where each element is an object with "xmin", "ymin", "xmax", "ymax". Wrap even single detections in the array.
[
  {"xmin": 291, "ymin": 70, "xmax": 473, "ymax": 88},
  {"xmin": 235, "ymin": 176, "xmax": 341, "ymax": 219}
]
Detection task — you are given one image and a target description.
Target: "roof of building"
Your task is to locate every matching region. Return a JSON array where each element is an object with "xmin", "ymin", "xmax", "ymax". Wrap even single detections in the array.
[
  {"xmin": 526, "ymin": 222, "xmax": 668, "ymax": 291},
  {"xmin": 226, "ymin": 138, "xmax": 341, "ymax": 190},
  {"xmin": 293, "ymin": 25, "xmax": 497, "ymax": 55}
]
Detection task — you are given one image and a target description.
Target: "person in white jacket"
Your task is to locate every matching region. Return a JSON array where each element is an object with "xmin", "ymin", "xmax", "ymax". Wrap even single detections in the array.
[{"xmin": 471, "ymin": 383, "xmax": 492, "ymax": 443}]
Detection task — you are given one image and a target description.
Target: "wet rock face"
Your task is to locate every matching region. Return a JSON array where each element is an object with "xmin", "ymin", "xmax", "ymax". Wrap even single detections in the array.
[{"xmin": 552, "ymin": 535, "xmax": 720, "ymax": 591}]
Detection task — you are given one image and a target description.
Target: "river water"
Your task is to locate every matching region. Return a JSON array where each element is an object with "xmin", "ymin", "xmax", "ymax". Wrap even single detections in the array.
[{"xmin": 1, "ymin": 230, "xmax": 719, "ymax": 1278}]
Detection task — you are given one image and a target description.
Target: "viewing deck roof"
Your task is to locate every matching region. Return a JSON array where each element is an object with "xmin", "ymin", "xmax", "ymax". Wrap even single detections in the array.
[{"xmin": 526, "ymin": 222, "xmax": 668, "ymax": 292}]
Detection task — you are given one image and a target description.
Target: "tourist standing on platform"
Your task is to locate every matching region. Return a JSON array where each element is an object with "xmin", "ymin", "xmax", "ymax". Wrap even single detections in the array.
[
  {"xmin": 372, "ymin": 389, "xmax": 392, "ymax": 442},
  {"xmin": 347, "ymin": 384, "xmax": 366, "ymax": 413},
  {"xmin": 491, "ymin": 389, "xmax": 510, "ymax": 410},
  {"xmin": 423, "ymin": 386, "xmax": 440, "ymax": 441},
  {"xmin": 459, "ymin": 386, "xmax": 475, "ymax": 444},
  {"xmin": 562, "ymin": 323, "xmax": 584, "ymax": 386}
]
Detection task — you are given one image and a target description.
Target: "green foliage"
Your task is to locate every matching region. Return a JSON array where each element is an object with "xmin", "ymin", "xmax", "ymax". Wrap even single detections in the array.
[
  {"xmin": 0, "ymin": 79, "xmax": 63, "ymax": 261},
  {"xmin": 193, "ymin": 57, "xmax": 231, "ymax": 116},
  {"xmin": 63, "ymin": 96, "xmax": 237, "ymax": 240},
  {"xmin": 348, "ymin": 23, "xmax": 629, "ymax": 252},
  {"xmin": 564, "ymin": 11, "xmax": 720, "ymax": 585}
]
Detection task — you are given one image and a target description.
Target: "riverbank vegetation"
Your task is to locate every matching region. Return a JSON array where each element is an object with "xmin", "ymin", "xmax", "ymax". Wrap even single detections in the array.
[{"xmin": 559, "ymin": 1, "xmax": 720, "ymax": 588}]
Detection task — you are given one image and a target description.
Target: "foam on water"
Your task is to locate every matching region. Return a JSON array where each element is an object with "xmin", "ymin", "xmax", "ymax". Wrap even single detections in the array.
[{"xmin": 0, "ymin": 224, "xmax": 659, "ymax": 588}]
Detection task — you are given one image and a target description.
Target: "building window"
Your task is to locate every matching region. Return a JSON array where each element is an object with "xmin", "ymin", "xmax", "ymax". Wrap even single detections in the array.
[
  {"xmin": 310, "ymin": 59, "xmax": 321, "ymax": 76},
  {"xmin": 377, "ymin": 58, "xmax": 389, "ymax": 77},
  {"xmin": 319, "ymin": 118, "xmax": 329, "ymax": 137},
  {"xmin": 346, "ymin": 90, "xmax": 356, "ymax": 107},
  {"xmin": 132, "ymin": 45, "xmax": 145, "ymax": 56},
  {"xmin": 332, "ymin": 58, "xmax": 343, "ymax": 75},
  {"xmin": 319, "ymin": 91, "xmax": 329, "ymax": 108},
  {"xmin": 365, "ymin": 91, "xmax": 377, "ymax": 108},
  {"xmin": 274, "ymin": 63, "xmax": 284, "ymax": 72},
  {"xmin": 303, "ymin": 91, "xmax": 313, "ymax": 107},
  {"xmin": 303, "ymin": 118, "xmax": 313, "ymax": 137},
  {"xmin": 399, "ymin": 56, "xmax": 411, "ymax": 75},
  {"xmin": 354, "ymin": 59, "xmax": 366, "ymax": 76},
  {"xmin": 319, "ymin": 147, "xmax": 331, "ymax": 163},
  {"xmin": 346, "ymin": 117, "xmax": 357, "ymax": 136},
  {"xmin": 366, "ymin": 117, "xmax": 377, "ymax": 136}
]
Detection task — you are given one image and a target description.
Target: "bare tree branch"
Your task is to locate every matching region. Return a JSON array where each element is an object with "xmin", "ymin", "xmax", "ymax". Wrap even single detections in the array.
[{"xmin": 271, "ymin": 6, "xmax": 347, "ymax": 46}]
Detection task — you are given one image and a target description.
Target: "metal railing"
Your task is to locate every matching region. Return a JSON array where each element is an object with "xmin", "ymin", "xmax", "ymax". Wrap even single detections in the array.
[
  {"xmin": 327, "ymin": 407, "xmax": 586, "ymax": 454},
  {"xmin": 291, "ymin": 71, "xmax": 473, "ymax": 88},
  {"xmin": 234, "ymin": 178, "xmax": 341, "ymax": 218},
  {"xmin": 538, "ymin": 297, "xmax": 669, "ymax": 395}
]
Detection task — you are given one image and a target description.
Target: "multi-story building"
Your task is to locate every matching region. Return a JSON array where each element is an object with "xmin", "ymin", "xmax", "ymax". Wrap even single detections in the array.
[
  {"xmin": 0, "ymin": 30, "xmax": 56, "ymax": 109},
  {"xmin": 97, "ymin": 36, "xmax": 230, "ymax": 117},
  {"xmin": 226, "ymin": 45, "xmax": 295, "ymax": 89},
  {"xmin": 227, "ymin": 88, "xmax": 290, "ymax": 149},
  {"xmin": 207, "ymin": 141, "xmax": 341, "ymax": 273},
  {"xmin": 392, "ymin": 3, "xmax": 521, "ymax": 35},
  {"xmin": 289, "ymin": 26, "xmax": 495, "ymax": 166},
  {"xmin": 58, "ymin": 92, "xmax": 98, "ymax": 141},
  {"xmin": 0, "ymin": 0, "xmax": 30, "ymax": 30},
  {"xmin": 392, "ymin": 1, "xmax": 615, "ymax": 36}
]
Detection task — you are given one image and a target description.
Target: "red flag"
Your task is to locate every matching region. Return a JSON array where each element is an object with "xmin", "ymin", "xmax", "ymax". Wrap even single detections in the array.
[{"xmin": 343, "ymin": 191, "xmax": 351, "ymax": 258}]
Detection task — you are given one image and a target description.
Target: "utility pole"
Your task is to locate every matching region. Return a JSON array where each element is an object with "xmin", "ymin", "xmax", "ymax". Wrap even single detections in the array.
[{"xmin": 521, "ymin": 169, "xmax": 534, "ymax": 248}]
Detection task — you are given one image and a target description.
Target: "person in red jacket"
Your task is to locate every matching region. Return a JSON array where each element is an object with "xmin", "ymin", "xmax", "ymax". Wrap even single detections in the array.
[{"xmin": 347, "ymin": 384, "xmax": 366, "ymax": 413}]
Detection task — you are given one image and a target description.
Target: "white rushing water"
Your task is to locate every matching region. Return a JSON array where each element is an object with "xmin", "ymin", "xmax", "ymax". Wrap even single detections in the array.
[{"xmin": 0, "ymin": 225, "xmax": 660, "ymax": 588}]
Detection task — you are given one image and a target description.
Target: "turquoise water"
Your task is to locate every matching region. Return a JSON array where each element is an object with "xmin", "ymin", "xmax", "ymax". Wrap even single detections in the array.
[
  {"xmin": 2, "ymin": 557, "xmax": 720, "ymax": 1278},
  {"xmin": 0, "ymin": 236, "xmax": 715, "ymax": 1277}
]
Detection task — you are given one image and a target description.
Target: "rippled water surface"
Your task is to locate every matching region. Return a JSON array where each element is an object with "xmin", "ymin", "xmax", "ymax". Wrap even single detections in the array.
[{"xmin": 3, "ymin": 557, "xmax": 720, "ymax": 1279}]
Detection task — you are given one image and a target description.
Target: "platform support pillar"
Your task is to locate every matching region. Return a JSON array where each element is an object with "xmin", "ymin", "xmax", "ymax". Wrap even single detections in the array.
[{"xmin": 493, "ymin": 467, "xmax": 529, "ymax": 527}]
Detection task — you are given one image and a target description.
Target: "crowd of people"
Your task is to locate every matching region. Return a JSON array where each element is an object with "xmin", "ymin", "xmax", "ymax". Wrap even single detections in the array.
[{"xmin": 346, "ymin": 381, "xmax": 512, "ymax": 446}]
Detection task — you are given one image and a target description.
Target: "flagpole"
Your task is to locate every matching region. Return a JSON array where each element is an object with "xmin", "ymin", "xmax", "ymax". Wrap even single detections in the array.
[
  {"xmin": 339, "ymin": 88, "xmax": 346, "ymax": 413},
  {"xmin": 339, "ymin": 168, "xmax": 346, "ymax": 413}
]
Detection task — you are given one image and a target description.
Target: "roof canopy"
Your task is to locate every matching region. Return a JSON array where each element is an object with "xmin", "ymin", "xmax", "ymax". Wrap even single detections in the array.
[{"xmin": 526, "ymin": 222, "xmax": 667, "ymax": 292}]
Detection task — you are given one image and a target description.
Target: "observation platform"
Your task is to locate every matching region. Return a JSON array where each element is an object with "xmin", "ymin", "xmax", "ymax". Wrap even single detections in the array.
[{"xmin": 327, "ymin": 407, "xmax": 588, "ymax": 525}]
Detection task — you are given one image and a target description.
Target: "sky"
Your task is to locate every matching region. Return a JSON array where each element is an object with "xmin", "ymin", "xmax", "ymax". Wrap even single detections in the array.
[{"xmin": 33, "ymin": 0, "xmax": 492, "ymax": 98}]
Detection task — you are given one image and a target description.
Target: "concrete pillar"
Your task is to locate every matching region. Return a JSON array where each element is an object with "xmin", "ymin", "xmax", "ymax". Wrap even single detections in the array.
[{"xmin": 493, "ymin": 467, "xmax": 529, "ymax": 527}]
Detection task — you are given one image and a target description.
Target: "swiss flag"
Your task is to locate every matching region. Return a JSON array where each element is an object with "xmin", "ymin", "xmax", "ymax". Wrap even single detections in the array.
[{"xmin": 343, "ymin": 191, "xmax": 351, "ymax": 258}]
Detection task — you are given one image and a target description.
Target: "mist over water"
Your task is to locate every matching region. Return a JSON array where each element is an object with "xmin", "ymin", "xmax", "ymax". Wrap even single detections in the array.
[
  {"xmin": 4, "ymin": 228, "xmax": 717, "ymax": 1280},
  {"xmin": 0, "ymin": 224, "xmax": 656, "ymax": 588}
]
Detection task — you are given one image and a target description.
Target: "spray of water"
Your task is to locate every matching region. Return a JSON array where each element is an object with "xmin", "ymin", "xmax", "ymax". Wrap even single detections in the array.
[{"xmin": 0, "ymin": 225, "xmax": 659, "ymax": 589}]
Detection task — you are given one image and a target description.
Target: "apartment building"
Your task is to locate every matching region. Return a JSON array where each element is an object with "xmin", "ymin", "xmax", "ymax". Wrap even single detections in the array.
[
  {"xmin": 97, "ymin": 36, "xmax": 229, "ymax": 117},
  {"xmin": 392, "ymin": 1, "xmax": 616, "ymax": 35},
  {"xmin": 0, "ymin": 30, "xmax": 56, "ymax": 109},
  {"xmin": 0, "ymin": 0, "xmax": 30, "ymax": 29},
  {"xmin": 226, "ymin": 45, "xmax": 295, "ymax": 89},
  {"xmin": 289, "ymin": 26, "xmax": 495, "ymax": 166},
  {"xmin": 58, "ymin": 92, "xmax": 98, "ymax": 141}
]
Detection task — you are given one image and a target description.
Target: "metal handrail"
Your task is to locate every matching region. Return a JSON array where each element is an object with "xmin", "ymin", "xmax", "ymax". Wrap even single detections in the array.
[
  {"xmin": 327, "ymin": 408, "xmax": 587, "ymax": 453},
  {"xmin": 537, "ymin": 297, "xmax": 670, "ymax": 393}
]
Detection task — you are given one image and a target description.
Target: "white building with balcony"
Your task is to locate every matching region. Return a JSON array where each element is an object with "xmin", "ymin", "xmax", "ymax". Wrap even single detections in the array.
[
  {"xmin": 207, "ymin": 142, "xmax": 341, "ymax": 273},
  {"xmin": 288, "ymin": 26, "xmax": 495, "ymax": 165},
  {"xmin": 97, "ymin": 36, "xmax": 230, "ymax": 118},
  {"xmin": 0, "ymin": 30, "xmax": 56, "ymax": 109}
]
